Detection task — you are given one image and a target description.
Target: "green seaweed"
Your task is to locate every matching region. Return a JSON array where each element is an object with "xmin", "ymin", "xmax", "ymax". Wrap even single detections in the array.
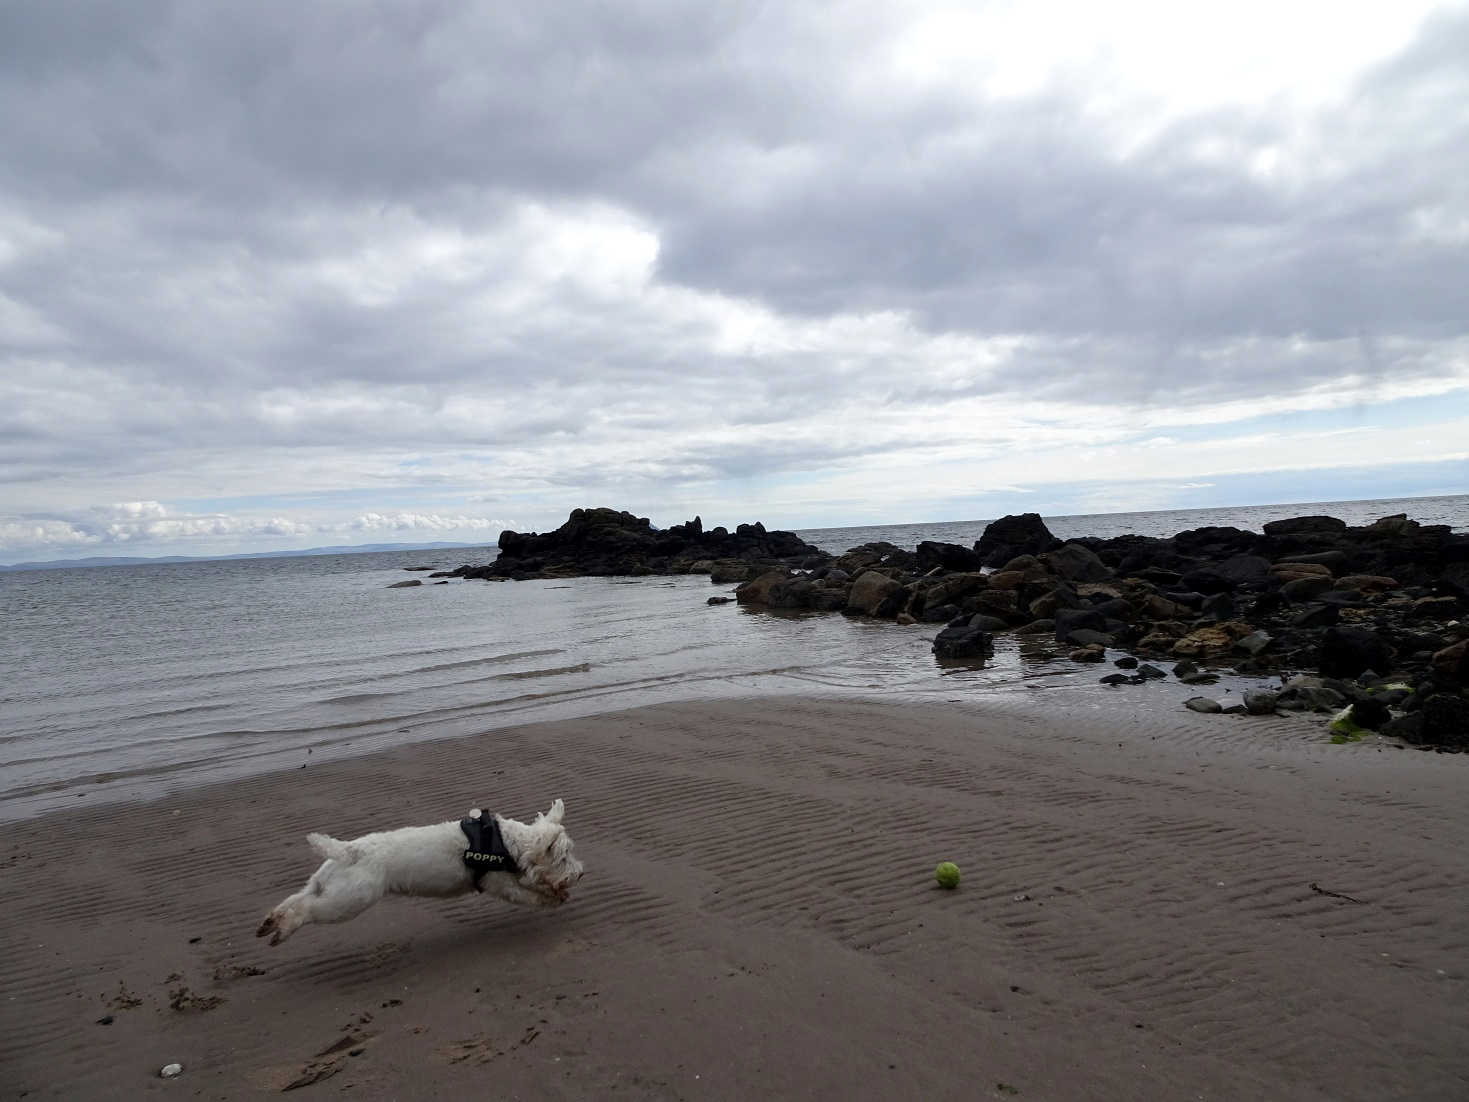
[{"xmin": 1328, "ymin": 706, "xmax": 1370, "ymax": 744}]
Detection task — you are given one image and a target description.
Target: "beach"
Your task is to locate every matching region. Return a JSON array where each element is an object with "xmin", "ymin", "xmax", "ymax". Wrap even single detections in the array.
[{"xmin": 3, "ymin": 695, "xmax": 1466, "ymax": 1100}]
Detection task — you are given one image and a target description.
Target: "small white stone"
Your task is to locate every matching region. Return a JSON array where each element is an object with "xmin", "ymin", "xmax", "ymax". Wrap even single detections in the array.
[{"xmin": 159, "ymin": 1063, "xmax": 183, "ymax": 1079}]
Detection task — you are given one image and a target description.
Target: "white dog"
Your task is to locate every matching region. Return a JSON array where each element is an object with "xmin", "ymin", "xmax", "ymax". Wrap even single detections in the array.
[{"xmin": 256, "ymin": 800, "xmax": 583, "ymax": 945}]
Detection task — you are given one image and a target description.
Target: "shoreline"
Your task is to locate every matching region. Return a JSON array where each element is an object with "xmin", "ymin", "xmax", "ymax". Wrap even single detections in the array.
[{"xmin": 3, "ymin": 695, "xmax": 1466, "ymax": 1099}]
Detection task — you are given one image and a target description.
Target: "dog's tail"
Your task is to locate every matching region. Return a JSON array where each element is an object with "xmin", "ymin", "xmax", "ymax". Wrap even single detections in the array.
[{"xmin": 306, "ymin": 832, "xmax": 356, "ymax": 864}]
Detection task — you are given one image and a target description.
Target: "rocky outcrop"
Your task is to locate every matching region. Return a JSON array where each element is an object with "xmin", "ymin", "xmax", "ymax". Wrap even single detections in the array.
[
  {"xmin": 436, "ymin": 503, "xmax": 1469, "ymax": 749},
  {"xmin": 973, "ymin": 513, "xmax": 1060, "ymax": 566},
  {"xmin": 446, "ymin": 508, "xmax": 831, "ymax": 581}
]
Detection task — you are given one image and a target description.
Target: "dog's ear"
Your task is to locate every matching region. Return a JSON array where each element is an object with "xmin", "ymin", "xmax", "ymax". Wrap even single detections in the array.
[{"xmin": 546, "ymin": 798, "xmax": 565, "ymax": 825}]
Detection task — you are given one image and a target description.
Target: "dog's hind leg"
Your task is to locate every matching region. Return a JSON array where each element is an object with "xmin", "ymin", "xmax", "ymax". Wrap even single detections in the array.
[{"xmin": 256, "ymin": 850, "xmax": 385, "ymax": 945}]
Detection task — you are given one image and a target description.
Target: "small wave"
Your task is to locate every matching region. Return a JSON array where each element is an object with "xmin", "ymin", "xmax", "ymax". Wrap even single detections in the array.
[
  {"xmin": 407, "ymin": 648, "xmax": 564, "ymax": 676},
  {"xmin": 320, "ymin": 691, "xmax": 403, "ymax": 705},
  {"xmin": 485, "ymin": 662, "xmax": 592, "ymax": 681}
]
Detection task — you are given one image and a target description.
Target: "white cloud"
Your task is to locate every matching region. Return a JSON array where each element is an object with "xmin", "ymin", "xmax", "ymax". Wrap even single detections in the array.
[
  {"xmin": 349, "ymin": 512, "xmax": 507, "ymax": 533},
  {"xmin": 0, "ymin": 1, "xmax": 1465, "ymax": 561}
]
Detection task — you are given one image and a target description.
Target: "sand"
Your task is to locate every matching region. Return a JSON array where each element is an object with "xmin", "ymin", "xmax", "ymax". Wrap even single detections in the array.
[{"xmin": 2, "ymin": 695, "xmax": 1467, "ymax": 1100}]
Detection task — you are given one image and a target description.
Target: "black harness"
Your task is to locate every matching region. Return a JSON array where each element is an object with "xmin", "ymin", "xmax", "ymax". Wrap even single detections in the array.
[{"xmin": 460, "ymin": 812, "xmax": 520, "ymax": 891}]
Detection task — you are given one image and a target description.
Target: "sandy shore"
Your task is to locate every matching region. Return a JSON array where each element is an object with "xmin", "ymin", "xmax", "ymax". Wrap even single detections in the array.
[{"xmin": 2, "ymin": 695, "xmax": 1467, "ymax": 1100}]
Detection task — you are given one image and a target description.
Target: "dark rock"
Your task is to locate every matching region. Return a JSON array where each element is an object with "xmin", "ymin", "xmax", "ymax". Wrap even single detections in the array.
[
  {"xmin": 1179, "ymin": 670, "xmax": 1220, "ymax": 685},
  {"xmin": 1412, "ymin": 596, "xmax": 1462, "ymax": 620},
  {"xmin": 1028, "ymin": 584, "xmax": 1080, "ymax": 619},
  {"xmin": 1182, "ymin": 554, "xmax": 1271, "ymax": 593},
  {"xmin": 1172, "ymin": 659, "xmax": 1199, "ymax": 678},
  {"xmin": 1201, "ymin": 593, "xmax": 1236, "ymax": 620},
  {"xmin": 1233, "ymin": 630, "xmax": 1273, "ymax": 656},
  {"xmin": 1276, "ymin": 550, "xmax": 1350, "ymax": 570},
  {"xmin": 1136, "ymin": 664, "xmax": 1167, "ymax": 680},
  {"xmin": 1099, "ymin": 673, "xmax": 1131, "ymax": 686},
  {"xmin": 1054, "ymin": 607, "xmax": 1107, "ymax": 639},
  {"xmin": 1277, "ymin": 677, "xmax": 1346, "ymax": 713},
  {"xmin": 707, "ymin": 596, "xmax": 733, "ymax": 605},
  {"xmin": 1319, "ymin": 626, "xmax": 1395, "ymax": 680},
  {"xmin": 736, "ymin": 570, "xmax": 793, "ymax": 605},
  {"xmin": 974, "ymin": 513, "xmax": 1061, "ymax": 567},
  {"xmin": 1420, "ymin": 693, "xmax": 1469, "ymax": 748},
  {"xmin": 1043, "ymin": 543, "xmax": 1113, "ymax": 583},
  {"xmin": 847, "ymin": 571, "xmax": 908, "ymax": 618},
  {"xmin": 710, "ymin": 560, "xmax": 758, "ymax": 584},
  {"xmin": 1432, "ymin": 640, "xmax": 1469, "ymax": 682},
  {"xmin": 967, "ymin": 614, "xmax": 1012, "ymax": 633},
  {"xmin": 915, "ymin": 541, "xmax": 983, "ymax": 572},
  {"xmin": 481, "ymin": 507, "xmax": 830, "ymax": 581},
  {"xmin": 1347, "ymin": 698, "xmax": 1392, "ymax": 731},
  {"xmin": 920, "ymin": 603, "xmax": 961, "ymax": 624},
  {"xmin": 1070, "ymin": 644, "xmax": 1107, "ymax": 662},
  {"xmin": 386, "ymin": 579, "xmax": 422, "ymax": 588},
  {"xmin": 1262, "ymin": 515, "xmax": 1348, "ymax": 537},
  {"xmin": 1066, "ymin": 628, "xmax": 1114, "ymax": 648},
  {"xmin": 1291, "ymin": 603, "xmax": 1340, "ymax": 629},
  {"xmin": 933, "ymin": 625, "xmax": 994, "ymax": 661},
  {"xmin": 1114, "ymin": 656, "xmax": 1139, "ymax": 669},
  {"xmin": 1185, "ymin": 697, "xmax": 1223, "ymax": 714},
  {"xmin": 1243, "ymin": 689, "xmax": 1279, "ymax": 715},
  {"xmin": 766, "ymin": 576, "xmax": 815, "ymax": 610},
  {"xmin": 1281, "ymin": 575, "xmax": 1334, "ymax": 602},
  {"xmin": 1381, "ymin": 712, "xmax": 1424, "ymax": 742},
  {"xmin": 1014, "ymin": 619, "xmax": 1055, "ymax": 635},
  {"xmin": 1089, "ymin": 597, "xmax": 1133, "ymax": 621}
]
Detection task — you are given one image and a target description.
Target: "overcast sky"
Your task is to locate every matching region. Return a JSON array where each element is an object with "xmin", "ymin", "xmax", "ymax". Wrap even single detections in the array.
[{"xmin": 2, "ymin": 1, "xmax": 1467, "ymax": 562}]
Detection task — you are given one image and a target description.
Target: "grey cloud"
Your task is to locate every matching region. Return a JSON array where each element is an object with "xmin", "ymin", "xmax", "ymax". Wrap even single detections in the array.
[{"xmin": 1, "ymin": 1, "xmax": 1465, "ymax": 542}]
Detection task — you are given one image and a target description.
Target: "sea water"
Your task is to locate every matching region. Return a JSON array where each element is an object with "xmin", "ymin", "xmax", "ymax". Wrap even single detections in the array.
[{"xmin": 2, "ymin": 495, "xmax": 1465, "ymax": 820}]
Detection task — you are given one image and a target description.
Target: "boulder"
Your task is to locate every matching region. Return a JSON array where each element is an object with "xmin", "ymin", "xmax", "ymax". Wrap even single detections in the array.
[
  {"xmin": 710, "ymin": 560, "xmax": 758, "ymax": 584},
  {"xmin": 932, "ymin": 625, "xmax": 994, "ymax": 661},
  {"xmin": 915, "ymin": 541, "xmax": 984, "ymax": 572},
  {"xmin": 1182, "ymin": 555, "xmax": 1271, "ymax": 593},
  {"xmin": 766, "ymin": 576, "xmax": 815, "ymax": 610},
  {"xmin": 1277, "ymin": 676, "xmax": 1346, "ymax": 713},
  {"xmin": 1171, "ymin": 621, "xmax": 1255, "ymax": 659},
  {"xmin": 919, "ymin": 573, "xmax": 987, "ymax": 611},
  {"xmin": 736, "ymin": 570, "xmax": 793, "ymax": 605},
  {"xmin": 1319, "ymin": 626, "xmax": 1395, "ymax": 680},
  {"xmin": 1042, "ymin": 543, "xmax": 1113, "ymax": 583},
  {"xmin": 968, "ymin": 614, "xmax": 1011, "ymax": 633},
  {"xmin": 1420, "ymin": 693, "xmax": 1469, "ymax": 748},
  {"xmin": 847, "ymin": 571, "xmax": 907, "ymax": 617},
  {"xmin": 974, "ymin": 513, "xmax": 1060, "ymax": 566},
  {"xmin": 1054, "ymin": 607, "xmax": 1108, "ymax": 639},
  {"xmin": 1347, "ymin": 697, "xmax": 1392, "ymax": 731},
  {"xmin": 1243, "ymin": 689, "xmax": 1280, "ymax": 715},
  {"xmin": 1275, "ymin": 550, "xmax": 1350, "ymax": 571},
  {"xmin": 1281, "ymin": 575, "xmax": 1334, "ymax": 602},
  {"xmin": 1432, "ymin": 640, "xmax": 1469, "ymax": 682},
  {"xmin": 1336, "ymin": 575, "xmax": 1400, "ymax": 593},
  {"xmin": 1233, "ymin": 630, "xmax": 1274, "ymax": 657},
  {"xmin": 1270, "ymin": 561, "xmax": 1333, "ymax": 578},
  {"xmin": 1185, "ymin": 697, "xmax": 1223, "ymax": 714},
  {"xmin": 1262, "ymin": 515, "xmax": 1348, "ymax": 537}
]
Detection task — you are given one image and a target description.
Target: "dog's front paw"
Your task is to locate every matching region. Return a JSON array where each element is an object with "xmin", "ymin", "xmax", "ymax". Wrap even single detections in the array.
[{"xmin": 256, "ymin": 913, "xmax": 277, "ymax": 939}]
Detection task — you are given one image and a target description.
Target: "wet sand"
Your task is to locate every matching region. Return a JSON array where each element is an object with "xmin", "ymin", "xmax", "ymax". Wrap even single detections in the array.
[{"xmin": 2, "ymin": 695, "xmax": 1466, "ymax": 1099}]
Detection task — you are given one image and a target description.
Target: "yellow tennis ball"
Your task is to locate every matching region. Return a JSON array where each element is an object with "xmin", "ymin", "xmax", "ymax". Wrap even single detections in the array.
[{"xmin": 935, "ymin": 861, "xmax": 960, "ymax": 889}]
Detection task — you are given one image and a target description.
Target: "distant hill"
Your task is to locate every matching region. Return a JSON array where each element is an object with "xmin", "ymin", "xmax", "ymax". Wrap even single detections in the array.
[{"xmin": 0, "ymin": 542, "xmax": 491, "ymax": 573}]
